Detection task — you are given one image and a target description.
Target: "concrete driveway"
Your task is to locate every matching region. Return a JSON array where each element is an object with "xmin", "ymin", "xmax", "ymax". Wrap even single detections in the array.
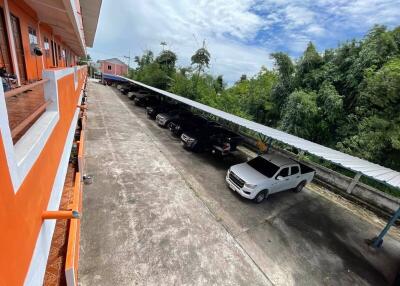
[{"xmin": 80, "ymin": 80, "xmax": 400, "ymax": 286}]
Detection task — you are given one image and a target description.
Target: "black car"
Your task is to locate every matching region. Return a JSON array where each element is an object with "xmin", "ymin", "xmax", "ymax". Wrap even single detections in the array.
[
  {"xmin": 209, "ymin": 128, "xmax": 243, "ymax": 156},
  {"xmin": 120, "ymin": 84, "xmax": 132, "ymax": 95},
  {"xmin": 134, "ymin": 94, "xmax": 159, "ymax": 107},
  {"xmin": 127, "ymin": 89, "xmax": 149, "ymax": 100},
  {"xmin": 181, "ymin": 125, "xmax": 242, "ymax": 155},
  {"xmin": 121, "ymin": 84, "xmax": 141, "ymax": 95},
  {"xmin": 118, "ymin": 84, "xmax": 131, "ymax": 94},
  {"xmin": 155, "ymin": 109, "xmax": 192, "ymax": 127},
  {"xmin": 168, "ymin": 115, "xmax": 209, "ymax": 137},
  {"xmin": 180, "ymin": 124, "xmax": 222, "ymax": 152},
  {"xmin": 146, "ymin": 103, "xmax": 176, "ymax": 119}
]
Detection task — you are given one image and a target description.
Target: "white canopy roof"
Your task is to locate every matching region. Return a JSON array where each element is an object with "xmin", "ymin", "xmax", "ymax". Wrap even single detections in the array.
[{"xmin": 119, "ymin": 76, "xmax": 400, "ymax": 190}]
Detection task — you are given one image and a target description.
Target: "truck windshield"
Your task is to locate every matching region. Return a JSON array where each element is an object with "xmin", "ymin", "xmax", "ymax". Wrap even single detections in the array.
[{"xmin": 247, "ymin": 157, "xmax": 279, "ymax": 178}]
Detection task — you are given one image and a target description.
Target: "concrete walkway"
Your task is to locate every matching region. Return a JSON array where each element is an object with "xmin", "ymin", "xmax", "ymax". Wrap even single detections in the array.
[{"xmin": 79, "ymin": 80, "xmax": 271, "ymax": 285}]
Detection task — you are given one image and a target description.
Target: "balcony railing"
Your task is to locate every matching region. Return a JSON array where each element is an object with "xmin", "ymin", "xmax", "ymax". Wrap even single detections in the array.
[{"xmin": 5, "ymin": 79, "xmax": 50, "ymax": 144}]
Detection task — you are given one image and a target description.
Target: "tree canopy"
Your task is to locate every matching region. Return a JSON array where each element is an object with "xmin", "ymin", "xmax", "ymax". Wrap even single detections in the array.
[{"xmin": 128, "ymin": 24, "xmax": 400, "ymax": 171}]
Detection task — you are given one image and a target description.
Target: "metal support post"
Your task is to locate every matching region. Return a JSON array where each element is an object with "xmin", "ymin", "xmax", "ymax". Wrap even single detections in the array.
[
  {"xmin": 372, "ymin": 207, "xmax": 400, "ymax": 248},
  {"xmin": 266, "ymin": 138, "xmax": 273, "ymax": 153},
  {"xmin": 347, "ymin": 172, "xmax": 361, "ymax": 194}
]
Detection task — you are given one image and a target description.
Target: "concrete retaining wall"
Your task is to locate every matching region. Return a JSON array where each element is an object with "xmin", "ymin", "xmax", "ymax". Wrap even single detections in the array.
[{"xmin": 240, "ymin": 135, "xmax": 400, "ymax": 214}]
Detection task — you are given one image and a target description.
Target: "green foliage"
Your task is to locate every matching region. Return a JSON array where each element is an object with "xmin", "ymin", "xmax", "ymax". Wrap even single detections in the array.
[
  {"xmin": 156, "ymin": 50, "xmax": 177, "ymax": 72},
  {"xmin": 280, "ymin": 90, "xmax": 319, "ymax": 140},
  {"xmin": 191, "ymin": 47, "xmax": 211, "ymax": 73},
  {"xmin": 129, "ymin": 24, "xmax": 400, "ymax": 173},
  {"xmin": 338, "ymin": 57, "xmax": 400, "ymax": 169},
  {"xmin": 134, "ymin": 50, "xmax": 154, "ymax": 68},
  {"xmin": 78, "ymin": 54, "xmax": 91, "ymax": 65},
  {"xmin": 316, "ymin": 81, "xmax": 344, "ymax": 143},
  {"xmin": 296, "ymin": 42, "xmax": 323, "ymax": 90},
  {"xmin": 270, "ymin": 52, "xmax": 295, "ymax": 112}
]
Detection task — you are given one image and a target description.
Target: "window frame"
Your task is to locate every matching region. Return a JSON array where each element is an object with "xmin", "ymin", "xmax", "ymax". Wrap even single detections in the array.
[
  {"xmin": 28, "ymin": 26, "xmax": 38, "ymax": 55},
  {"xmin": 276, "ymin": 167, "xmax": 289, "ymax": 179},
  {"xmin": 291, "ymin": 166, "xmax": 299, "ymax": 176},
  {"xmin": 43, "ymin": 36, "xmax": 50, "ymax": 56}
]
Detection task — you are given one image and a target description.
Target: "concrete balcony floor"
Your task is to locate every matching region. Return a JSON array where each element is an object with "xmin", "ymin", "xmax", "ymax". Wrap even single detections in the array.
[{"xmin": 5, "ymin": 84, "xmax": 45, "ymax": 143}]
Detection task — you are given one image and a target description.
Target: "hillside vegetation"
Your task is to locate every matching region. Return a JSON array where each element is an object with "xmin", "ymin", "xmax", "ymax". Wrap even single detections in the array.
[{"xmin": 129, "ymin": 25, "xmax": 400, "ymax": 172}]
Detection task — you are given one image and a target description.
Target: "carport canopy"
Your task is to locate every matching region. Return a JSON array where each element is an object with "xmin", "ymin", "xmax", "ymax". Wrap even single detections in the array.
[{"xmin": 114, "ymin": 75, "xmax": 400, "ymax": 191}]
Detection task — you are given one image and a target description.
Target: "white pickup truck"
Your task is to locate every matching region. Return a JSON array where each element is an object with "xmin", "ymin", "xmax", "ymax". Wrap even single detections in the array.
[{"xmin": 226, "ymin": 152, "xmax": 316, "ymax": 203}]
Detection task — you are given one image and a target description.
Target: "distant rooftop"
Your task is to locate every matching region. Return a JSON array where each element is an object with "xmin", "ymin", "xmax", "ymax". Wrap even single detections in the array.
[{"xmin": 99, "ymin": 58, "xmax": 128, "ymax": 66}]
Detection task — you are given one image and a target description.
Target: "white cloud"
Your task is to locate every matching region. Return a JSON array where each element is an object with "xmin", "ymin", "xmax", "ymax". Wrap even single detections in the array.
[{"xmin": 89, "ymin": 0, "xmax": 271, "ymax": 83}]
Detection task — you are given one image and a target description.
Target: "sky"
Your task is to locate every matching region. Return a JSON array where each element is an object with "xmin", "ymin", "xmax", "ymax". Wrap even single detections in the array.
[{"xmin": 88, "ymin": 0, "xmax": 400, "ymax": 84}]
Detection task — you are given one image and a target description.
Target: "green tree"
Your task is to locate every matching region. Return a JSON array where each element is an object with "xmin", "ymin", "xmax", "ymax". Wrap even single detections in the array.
[
  {"xmin": 338, "ymin": 57, "xmax": 400, "ymax": 169},
  {"xmin": 280, "ymin": 90, "xmax": 319, "ymax": 140},
  {"xmin": 270, "ymin": 52, "xmax": 295, "ymax": 114},
  {"xmin": 156, "ymin": 50, "xmax": 177, "ymax": 72},
  {"xmin": 134, "ymin": 50, "xmax": 154, "ymax": 68},
  {"xmin": 296, "ymin": 42, "xmax": 323, "ymax": 90},
  {"xmin": 316, "ymin": 81, "xmax": 344, "ymax": 143},
  {"xmin": 191, "ymin": 44, "xmax": 211, "ymax": 76},
  {"xmin": 214, "ymin": 75, "xmax": 224, "ymax": 93}
]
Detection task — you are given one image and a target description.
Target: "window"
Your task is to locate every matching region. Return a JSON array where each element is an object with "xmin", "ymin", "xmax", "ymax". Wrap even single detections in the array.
[
  {"xmin": 28, "ymin": 26, "xmax": 37, "ymax": 54},
  {"xmin": 277, "ymin": 168, "xmax": 289, "ymax": 178},
  {"xmin": 43, "ymin": 37, "xmax": 50, "ymax": 56},
  {"xmin": 61, "ymin": 49, "xmax": 66, "ymax": 59},
  {"xmin": 107, "ymin": 65, "xmax": 112, "ymax": 70},
  {"xmin": 247, "ymin": 157, "xmax": 280, "ymax": 178},
  {"xmin": 58, "ymin": 44, "xmax": 61, "ymax": 60},
  {"xmin": 291, "ymin": 166, "xmax": 299, "ymax": 175}
]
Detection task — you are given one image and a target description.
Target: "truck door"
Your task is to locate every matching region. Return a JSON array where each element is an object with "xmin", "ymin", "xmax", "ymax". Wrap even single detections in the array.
[
  {"xmin": 288, "ymin": 165, "xmax": 302, "ymax": 189},
  {"xmin": 273, "ymin": 167, "xmax": 291, "ymax": 192}
]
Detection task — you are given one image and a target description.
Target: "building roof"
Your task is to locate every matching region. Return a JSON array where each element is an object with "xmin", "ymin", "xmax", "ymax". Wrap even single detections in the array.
[
  {"xmin": 24, "ymin": 0, "xmax": 102, "ymax": 55},
  {"xmin": 100, "ymin": 58, "xmax": 128, "ymax": 66},
  {"xmin": 118, "ymin": 76, "xmax": 400, "ymax": 190},
  {"xmin": 81, "ymin": 0, "xmax": 102, "ymax": 47}
]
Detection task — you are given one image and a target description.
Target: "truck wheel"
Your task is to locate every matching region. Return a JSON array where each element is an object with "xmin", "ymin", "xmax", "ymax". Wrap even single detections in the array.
[
  {"xmin": 254, "ymin": 190, "xmax": 268, "ymax": 204},
  {"xmin": 294, "ymin": 181, "xmax": 306, "ymax": 193}
]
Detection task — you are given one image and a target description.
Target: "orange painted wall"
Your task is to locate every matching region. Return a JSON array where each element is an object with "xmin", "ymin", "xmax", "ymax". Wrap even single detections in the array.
[
  {"xmin": 0, "ymin": 0, "xmax": 80, "ymax": 82},
  {"xmin": 0, "ymin": 68, "xmax": 87, "ymax": 286},
  {"xmin": 39, "ymin": 24, "xmax": 53, "ymax": 69}
]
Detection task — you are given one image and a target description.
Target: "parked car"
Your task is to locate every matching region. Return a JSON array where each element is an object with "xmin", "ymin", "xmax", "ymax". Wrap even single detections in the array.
[
  {"xmin": 146, "ymin": 103, "xmax": 177, "ymax": 119},
  {"xmin": 168, "ymin": 115, "xmax": 209, "ymax": 137},
  {"xmin": 155, "ymin": 109, "xmax": 192, "ymax": 127},
  {"xmin": 134, "ymin": 94, "xmax": 159, "ymax": 107},
  {"xmin": 127, "ymin": 89, "xmax": 149, "ymax": 99},
  {"xmin": 180, "ymin": 124, "xmax": 231, "ymax": 152},
  {"xmin": 120, "ymin": 84, "xmax": 132, "ymax": 95},
  {"xmin": 210, "ymin": 129, "xmax": 243, "ymax": 156},
  {"xmin": 121, "ymin": 84, "xmax": 141, "ymax": 95},
  {"xmin": 116, "ymin": 84, "xmax": 125, "ymax": 90},
  {"xmin": 226, "ymin": 152, "xmax": 315, "ymax": 203}
]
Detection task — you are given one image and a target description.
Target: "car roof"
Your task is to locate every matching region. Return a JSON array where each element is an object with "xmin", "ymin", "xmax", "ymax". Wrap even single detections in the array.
[{"xmin": 260, "ymin": 152, "xmax": 298, "ymax": 167}]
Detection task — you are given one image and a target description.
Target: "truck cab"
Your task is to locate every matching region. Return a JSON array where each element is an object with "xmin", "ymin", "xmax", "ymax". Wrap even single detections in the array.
[{"xmin": 226, "ymin": 152, "xmax": 315, "ymax": 203}]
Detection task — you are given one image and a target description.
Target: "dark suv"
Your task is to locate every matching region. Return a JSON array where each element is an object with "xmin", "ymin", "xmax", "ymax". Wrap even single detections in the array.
[
  {"xmin": 120, "ymin": 84, "xmax": 135, "ymax": 95},
  {"xmin": 209, "ymin": 128, "xmax": 243, "ymax": 156},
  {"xmin": 155, "ymin": 109, "xmax": 192, "ymax": 127},
  {"xmin": 181, "ymin": 125, "xmax": 242, "ymax": 155},
  {"xmin": 168, "ymin": 115, "xmax": 209, "ymax": 137},
  {"xmin": 134, "ymin": 94, "xmax": 159, "ymax": 107},
  {"xmin": 146, "ymin": 103, "xmax": 178, "ymax": 119}
]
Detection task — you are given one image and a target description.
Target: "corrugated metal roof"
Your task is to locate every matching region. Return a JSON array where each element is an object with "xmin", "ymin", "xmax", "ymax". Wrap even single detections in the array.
[{"xmin": 118, "ymin": 76, "xmax": 400, "ymax": 190}]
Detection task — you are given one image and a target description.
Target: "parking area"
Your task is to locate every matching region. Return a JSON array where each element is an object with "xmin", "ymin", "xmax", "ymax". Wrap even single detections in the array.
[{"xmin": 80, "ymin": 80, "xmax": 400, "ymax": 285}]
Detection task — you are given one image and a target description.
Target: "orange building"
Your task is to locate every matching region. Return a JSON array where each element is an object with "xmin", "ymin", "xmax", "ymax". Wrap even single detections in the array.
[{"xmin": 0, "ymin": 0, "xmax": 101, "ymax": 285}]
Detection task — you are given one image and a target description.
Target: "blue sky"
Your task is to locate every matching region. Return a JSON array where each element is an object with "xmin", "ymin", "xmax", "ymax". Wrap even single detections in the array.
[{"xmin": 88, "ymin": 0, "xmax": 400, "ymax": 83}]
